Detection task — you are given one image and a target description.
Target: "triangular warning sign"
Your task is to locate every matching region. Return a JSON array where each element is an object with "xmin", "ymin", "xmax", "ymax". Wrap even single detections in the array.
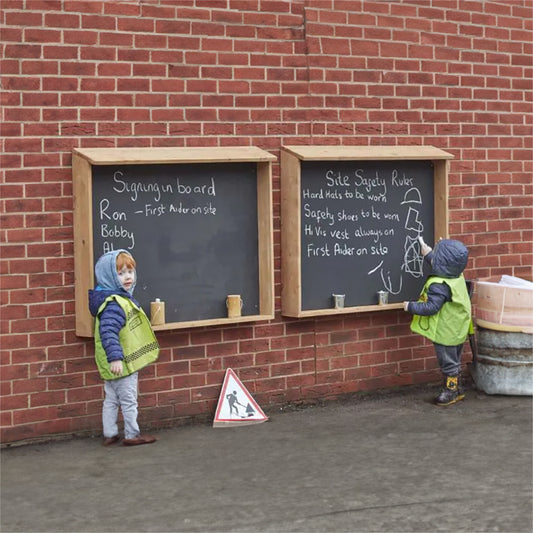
[{"xmin": 213, "ymin": 368, "xmax": 268, "ymax": 428}]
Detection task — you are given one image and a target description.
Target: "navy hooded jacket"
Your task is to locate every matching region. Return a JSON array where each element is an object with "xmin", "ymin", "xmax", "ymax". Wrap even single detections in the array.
[
  {"xmin": 407, "ymin": 239, "xmax": 469, "ymax": 316},
  {"xmin": 88, "ymin": 250, "xmax": 139, "ymax": 363}
]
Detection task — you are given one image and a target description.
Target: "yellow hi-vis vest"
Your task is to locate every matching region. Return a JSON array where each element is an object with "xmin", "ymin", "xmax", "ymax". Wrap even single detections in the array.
[
  {"xmin": 94, "ymin": 295, "xmax": 159, "ymax": 380},
  {"xmin": 410, "ymin": 275, "xmax": 473, "ymax": 346}
]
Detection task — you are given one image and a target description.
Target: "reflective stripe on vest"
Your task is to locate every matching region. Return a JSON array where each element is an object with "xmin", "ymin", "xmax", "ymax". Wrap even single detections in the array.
[
  {"xmin": 410, "ymin": 274, "xmax": 472, "ymax": 346},
  {"xmin": 94, "ymin": 295, "xmax": 159, "ymax": 380}
]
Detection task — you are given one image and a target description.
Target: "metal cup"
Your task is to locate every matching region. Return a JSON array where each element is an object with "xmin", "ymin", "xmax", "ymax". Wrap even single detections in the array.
[
  {"xmin": 377, "ymin": 291, "xmax": 389, "ymax": 305},
  {"xmin": 332, "ymin": 294, "xmax": 345, "ymax": 309}
]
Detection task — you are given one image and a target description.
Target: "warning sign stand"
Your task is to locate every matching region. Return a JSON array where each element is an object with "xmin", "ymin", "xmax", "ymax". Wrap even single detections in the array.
[{"xmin": 213, "ymin": 368, "xmax": 268, "ymax": 428}]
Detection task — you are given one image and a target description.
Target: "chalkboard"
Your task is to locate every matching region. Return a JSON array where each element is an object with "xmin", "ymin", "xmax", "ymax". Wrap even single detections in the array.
[
  {"xmin": 300, "ymin": 160, "xmax": 434, "ymax": 309},
  {"xmin": 281, "ymin": 146, "xmax": 452, "ymax": 317},
  {"xmin": 92, "ymin": 162, "xmax": 260, "ymax": 322},
  {"xmin": 73, "ymin": 147, "xmax": 275, "ymax": 336}
]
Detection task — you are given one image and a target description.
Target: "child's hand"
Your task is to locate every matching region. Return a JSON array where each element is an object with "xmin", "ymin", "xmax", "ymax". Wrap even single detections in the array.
[
  {"xmin": 110, "ymin": 360, "xmax": 123, "ymax": 376},
  {"xmin": 403, "ymin": 301, "xmax": 410, "ymax": 312},
  {"xmin": 418, "ymin": 236, "xmax": 432, "ymax": 256}
]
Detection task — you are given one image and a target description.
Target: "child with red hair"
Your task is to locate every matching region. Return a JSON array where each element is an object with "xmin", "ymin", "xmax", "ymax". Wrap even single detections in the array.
[{"xmin": 89, "ymin": 250, "xmax": 159, "ymax": 446}]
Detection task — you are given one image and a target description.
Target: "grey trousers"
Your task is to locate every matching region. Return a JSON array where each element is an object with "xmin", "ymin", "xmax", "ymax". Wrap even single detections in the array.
[
  {"xmin": 102, "ymin": 372, "xmax": 140, "ymax": 440},
  {"xmin": 434, "ymin": 343, "xmax": 464, "ymax": 376}
]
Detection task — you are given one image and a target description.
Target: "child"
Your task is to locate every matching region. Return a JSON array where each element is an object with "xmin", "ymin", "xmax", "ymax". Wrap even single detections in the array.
[
  {"xmin": 88, "ymin": 250, "xmax": 159, "ymax": 445},
  {"xmin": 404, "ymin": 237, "xmax": 473, "ymax": 406}
]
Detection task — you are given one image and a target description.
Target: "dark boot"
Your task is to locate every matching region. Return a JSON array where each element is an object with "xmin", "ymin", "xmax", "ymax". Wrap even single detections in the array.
[
  {"xmin": 457, "ymin": 372, "xmax": 465, "ymax": 397},
  {"xmin": 435, "ymin": 375, "xmax": 465, "ymax": 406}
]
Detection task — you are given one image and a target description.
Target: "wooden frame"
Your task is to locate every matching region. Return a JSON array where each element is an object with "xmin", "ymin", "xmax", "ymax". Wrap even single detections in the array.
[
  {"xmin": 280, "ymin": 145, "xmax": 453, "ymax": 318},
  {"xmin": 73, "ymin": 146, "xmax": 276, "ymax": 337}
]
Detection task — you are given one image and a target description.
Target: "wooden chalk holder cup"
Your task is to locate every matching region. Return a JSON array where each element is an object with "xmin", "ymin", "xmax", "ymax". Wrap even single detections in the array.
[
  {"xmin": 226, "ymin": 295, "xmax": 243, "ymax": 318},
  {"xmin": 150, "ymin": 298, "xmax": 166, "ymax": 326}
]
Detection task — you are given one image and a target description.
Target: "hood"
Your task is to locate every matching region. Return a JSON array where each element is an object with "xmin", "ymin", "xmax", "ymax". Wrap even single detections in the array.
[
  {"xmin": 94, "ymin": 249, "xmax": 136, "ymax": 293},
  {"xmin": 88, "ymin": 249, "xmax": 136, "ymax": 316},
  {"xmin": 431, "ymin": 239, "xmax": 469, "ymax": 278}
]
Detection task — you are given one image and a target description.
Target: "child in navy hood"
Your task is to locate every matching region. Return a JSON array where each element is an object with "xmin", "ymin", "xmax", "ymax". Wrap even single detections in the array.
[
  {"xmin": 404, "ymin": 238, "xmax": 472, "ymax": 406},
  {"xmin": 89, "ymin": 250, "xmax": 158, "ymax": 446}
]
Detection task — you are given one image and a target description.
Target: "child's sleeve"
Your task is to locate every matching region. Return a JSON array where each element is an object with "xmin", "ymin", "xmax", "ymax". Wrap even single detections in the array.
[
  {"xmin": 99, "ymin": 301, "xmax": 127, "ymax": 363},
  {"xmin": 407, "ymin": 282, "xmax": 451, "ymax": 316}
]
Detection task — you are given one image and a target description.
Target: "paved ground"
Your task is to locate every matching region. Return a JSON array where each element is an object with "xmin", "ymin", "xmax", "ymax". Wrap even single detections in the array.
[{"xmin": 1, "ymin": 384, "xmax": 532, "ymax": 533}]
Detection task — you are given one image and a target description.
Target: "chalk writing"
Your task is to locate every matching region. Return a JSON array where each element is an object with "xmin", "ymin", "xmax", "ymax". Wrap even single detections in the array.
[
  {"xmin": 300, "ymin": 160, "xmax": 434, "ymax": 308},
  {"xmin": 95, "ymin": 171, "xmax": 219, "ymax": 253}
]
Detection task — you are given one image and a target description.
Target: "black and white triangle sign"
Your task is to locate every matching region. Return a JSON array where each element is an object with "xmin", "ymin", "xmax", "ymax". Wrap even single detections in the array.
[{"xmin": 213, "ymin": 368, "xmax": 268, "ymax": 428}]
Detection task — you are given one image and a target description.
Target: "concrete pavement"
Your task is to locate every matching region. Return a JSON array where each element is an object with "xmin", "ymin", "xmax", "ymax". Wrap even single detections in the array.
[{"xmin": 1, "ymin": 383, "xmax": 532, "ymax": 533}]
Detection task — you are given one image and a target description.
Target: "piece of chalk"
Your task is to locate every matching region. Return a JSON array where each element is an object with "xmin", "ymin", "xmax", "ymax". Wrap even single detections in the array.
[{"xmin": 418, "ymin": 236, "xmax": 424, "ymax": 244}]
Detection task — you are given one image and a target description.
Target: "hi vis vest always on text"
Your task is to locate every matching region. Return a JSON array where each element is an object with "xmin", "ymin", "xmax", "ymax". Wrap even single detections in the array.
[
  {"xmin": 410, "ymin": 274, "xmax": 473, "ymax": 346},
  {"xmin": 94, "ymin": 295, "xmax": 159, "ymax": 380}
]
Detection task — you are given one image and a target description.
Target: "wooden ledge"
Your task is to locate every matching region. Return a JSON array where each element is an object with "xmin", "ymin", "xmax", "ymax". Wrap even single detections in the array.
[
  {"xmin": 282, "ymin": 145, "xmax": 454, "ymax": 161},
  {"xmin": 73, "ymin": 146, "xmax": 276, "ymax": 165}
]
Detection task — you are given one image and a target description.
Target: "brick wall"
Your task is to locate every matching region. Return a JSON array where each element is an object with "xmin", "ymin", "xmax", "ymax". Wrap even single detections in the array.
[{"xmin": 1, "ymin": 0, "xmax": 531, "ymax": 444}]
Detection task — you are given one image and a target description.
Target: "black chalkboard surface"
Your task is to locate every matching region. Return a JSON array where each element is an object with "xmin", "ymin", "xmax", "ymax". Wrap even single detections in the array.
[
  {"xmin": 299, "ymin": 160, "xmax": 435, "ymax": 309},
  {"xmin": 91, "ymin": 162, "xmax": 259, "ymax": 322}
]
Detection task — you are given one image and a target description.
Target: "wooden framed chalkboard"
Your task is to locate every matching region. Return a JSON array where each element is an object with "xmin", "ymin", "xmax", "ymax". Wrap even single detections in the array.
[
  {"xmin": 73, "ymin": 147, "xmax": 276, "ymax": 337},
  {"xmin": 281, "ymin": 146, "xmax": 453, "ymax": 317}
]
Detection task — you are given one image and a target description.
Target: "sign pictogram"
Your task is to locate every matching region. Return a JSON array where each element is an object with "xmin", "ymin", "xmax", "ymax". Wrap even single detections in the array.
[{"xmin": 213, "ymin": 368, "xmax": 268, "ymax": 428}]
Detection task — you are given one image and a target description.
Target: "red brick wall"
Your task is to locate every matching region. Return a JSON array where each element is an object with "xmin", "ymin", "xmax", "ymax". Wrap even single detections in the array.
[{"xmin": 1, "ymin": 0, "xmax": 531, "ymax": 444}]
